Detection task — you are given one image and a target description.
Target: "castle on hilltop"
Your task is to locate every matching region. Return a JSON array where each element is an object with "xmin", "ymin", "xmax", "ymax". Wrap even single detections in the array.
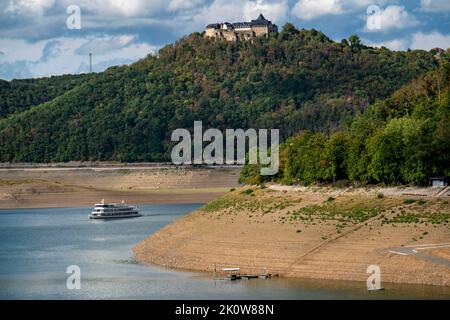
[{"xmin": 204, "ymin": 14, "xmax": 278, "ymax": 41}]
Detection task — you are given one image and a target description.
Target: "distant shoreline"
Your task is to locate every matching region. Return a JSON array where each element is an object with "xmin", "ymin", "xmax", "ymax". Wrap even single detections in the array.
[
  {"xmin": 0, "ymin": 166, "xmax": 241, "ymax": 209},
  {"xmin": 0, "ymin": 189, "xmax": 221, "ymax": 209},
  {"xmin": 0, "ymin": 161, "xmax": 243, "ymax": 170}
]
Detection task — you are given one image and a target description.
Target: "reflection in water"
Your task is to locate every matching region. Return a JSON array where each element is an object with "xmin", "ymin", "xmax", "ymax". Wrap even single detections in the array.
[{"xmin": 0, "ymin": 204, "xmax": 449, "ymax": 300}]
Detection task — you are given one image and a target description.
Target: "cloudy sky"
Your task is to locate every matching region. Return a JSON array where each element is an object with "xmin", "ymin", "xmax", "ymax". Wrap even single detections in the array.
[{"xmin": 1, "ymin": 0, "xmax": 449, "ymax": 80}]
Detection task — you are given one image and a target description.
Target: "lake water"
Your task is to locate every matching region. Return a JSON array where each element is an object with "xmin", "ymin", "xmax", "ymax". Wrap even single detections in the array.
[{"xmin": 1, "ymin": 204, "xmax": 449, "ymax": 300}]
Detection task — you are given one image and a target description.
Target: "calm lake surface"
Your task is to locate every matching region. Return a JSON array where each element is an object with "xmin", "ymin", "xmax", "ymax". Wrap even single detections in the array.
[{"xmin": 1, "ymin": 204, "xmax": 449, "ymax": 300}]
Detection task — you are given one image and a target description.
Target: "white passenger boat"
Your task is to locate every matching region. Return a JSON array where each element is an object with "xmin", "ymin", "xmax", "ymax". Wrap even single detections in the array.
[{"xmin": 89, "ymin": 199, "xmax": 141, "ymax": 219}]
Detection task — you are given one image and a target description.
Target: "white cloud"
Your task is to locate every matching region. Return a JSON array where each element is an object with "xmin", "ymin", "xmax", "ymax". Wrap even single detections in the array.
[
  {"xmin": 364, "ymin": 38, "xmax": 409, "ymax": 51},
  {"xmin": 6, "ymin": 0, "xmax": 55, "ymax": 16},
  {"xmin": 364, "ymin": 30, "xmax": 450, "ymax": 52},
  {"xmin": 420, "ymin": 0, "xmax": 450, "ymax": 12},
  {"xmin": 75, "ymin": 35, "xmax": 136, "ymax": 55},
  {"xmin": 411, "ymin": 31, "xmax": 450, "ymax": 50},
  {"xmin": 0, "ymin": 38, "xmax": 46, "ymax": 63},
  {"xmin": 0, "ymin": 35, "xmax": 157, "ymax": 79},
  {"xmin": 292, "ymin": 0, "xmax": 343, "ymax": 20},
  {"xmin": 56, "ymin": 0, "xmax": 167, "ymax": 18},
  {"xmin": 191, "ymin": 1, "xmax": 242, "ymax": 30},
  {"xmin": 1, "ymin": 0, "xmax": 290, "ymax": 43},
  {"xmin": 243, "ymin": 0, "xmax": 288, "ymax": 23},
  {"xmin": 292, "ymin": 0, "xmax": 387, "ymax": 20},
  {"xmin": 364, "ymin": 5, "xmax": 418, "ymax": 32},
  {"xmin": 168, "ymin": 0, "xmax": 206, "ymax": 12},
  {"xmin": 0, "ymin": 60, "xmax": 34, "ymax": 79},
  {"xmin": 34, "ymin": 37, "xmax": 155, "ymax": 76}
]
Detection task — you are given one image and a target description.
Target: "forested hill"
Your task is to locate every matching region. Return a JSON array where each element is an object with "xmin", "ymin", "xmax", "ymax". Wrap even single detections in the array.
[
  {"xmin": 0, "ymin": 24, "xmax": 439, "ymax": 162},
  {"xmin": 0, "ymin": 74, "xmax": 92, "ymax": 118},
  {"xmin": 241, "ymin": 62, "xmax": 450, "ymax": 186}
]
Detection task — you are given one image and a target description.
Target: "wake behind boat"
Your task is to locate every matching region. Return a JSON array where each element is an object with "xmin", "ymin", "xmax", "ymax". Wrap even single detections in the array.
[{"xmin": 90, "ymin": 199, "xmax": 141, "ymax": 219}]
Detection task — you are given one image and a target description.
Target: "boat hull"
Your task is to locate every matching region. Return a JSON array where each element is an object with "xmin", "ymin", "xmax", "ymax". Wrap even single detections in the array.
[{"xmin": 89, "ymin": 213, "xmax": 142, "ymax": 219}]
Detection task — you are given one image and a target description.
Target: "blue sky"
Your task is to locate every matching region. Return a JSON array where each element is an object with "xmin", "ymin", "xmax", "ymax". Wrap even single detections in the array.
[{"xmin": 1, "ymin": 0, "xmax": 449, "ymax": 80}]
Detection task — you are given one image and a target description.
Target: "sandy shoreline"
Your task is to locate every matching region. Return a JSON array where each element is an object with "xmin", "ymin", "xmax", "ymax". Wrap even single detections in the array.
[
  {"xmin": 134, "ymin": 185, "xmax": 450, "ymax": 287},
  {"xmin": 0, "ymin": 166, "xmax": 241, "ymax": 208}
]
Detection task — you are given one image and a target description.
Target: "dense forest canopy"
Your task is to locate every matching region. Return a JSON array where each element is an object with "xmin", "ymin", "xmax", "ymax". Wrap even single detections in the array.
[
  {"xmin": 0, "ymin": 24, "xmax": 441, "ymax": 165},
  {"xmin": 0, "ymin": 74, "xmax": 92, "ymax": 118},
  {"xmin": 241, "ymin": 62, "xmax": 450, "ymax": 186}
]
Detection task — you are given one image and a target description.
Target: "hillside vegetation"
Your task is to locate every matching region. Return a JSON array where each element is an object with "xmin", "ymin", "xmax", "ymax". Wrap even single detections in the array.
[
  {"xmin": 0, "ymin": 25, "xmax": 439, "ymax": 163},
  {"xmin": 241, "ymin": 62, "xmax": 450, "ymax": 185},
  {"xmin": 0, "ymin": 74, "xmax": 92, "ymax": 118}
]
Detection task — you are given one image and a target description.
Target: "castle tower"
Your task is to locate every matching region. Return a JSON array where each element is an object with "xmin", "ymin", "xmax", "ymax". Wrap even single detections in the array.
[{"xmin": 204, "ymin": 14, "xmax": 278, "ymax": 41}]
